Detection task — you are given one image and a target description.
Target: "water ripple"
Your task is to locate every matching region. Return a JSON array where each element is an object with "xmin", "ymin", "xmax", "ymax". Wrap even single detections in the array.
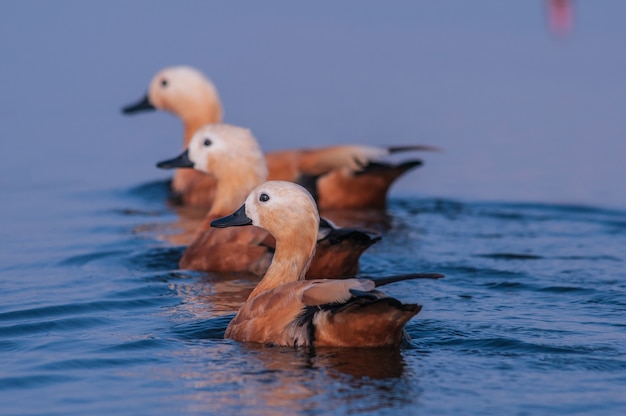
[
  {"xmin": 3, "ymin": 188, "xmax": 626, "ymax": 415},
  {"xmin": 0, "ymin": 374, "xmax": 78, "ymax": 390},
  {"xmin": 59, "ymin": 249, "xmax": 129, "ymax": 267},
  {"xmin": 476, "ymin": 252, "xmax": 543, "ymax": 260},
  {"xmin": 538, "ymin": 286, "xmax": 595, "ymax": 294},
  {"xmin": 97, "ymin": 338, "xmax": 168, "ymax": 353},
  {"xmin": 434, "ymin": 337, "xmax": 582, "ymax": 354},
  {"xmin": 36, "ymin": 356, "xmax": 160, "ymax": 371},
  {"xmin": 0, "ymin": 317, "xmax": 113, "ymax": 338},
  {"xmin": 171, "ymin": 315, "xmax": 234, "ymax": 340},
  {"xmin": 124, "ymin": 179, "xmax": 172, "ymax": 202},
  {"xmin": 0, "ymin": 298, "xmax": 164, "ymax": 323},
  {"xmin": 124, "ymin": 246, "xmax": 185, "ymax": 271}
]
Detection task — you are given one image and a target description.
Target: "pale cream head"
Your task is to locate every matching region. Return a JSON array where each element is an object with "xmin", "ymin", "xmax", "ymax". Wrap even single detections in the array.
[
  {"xmin": 147, "ymin": 66, "xmax": 222, "ymax": 122},
  {"xmin": 187, "ymin": 124, "xmax": 267, "ymax": 181},
  {"xmin": 243, "ymin": 181, "xmax": 320, "ymax": 242}
]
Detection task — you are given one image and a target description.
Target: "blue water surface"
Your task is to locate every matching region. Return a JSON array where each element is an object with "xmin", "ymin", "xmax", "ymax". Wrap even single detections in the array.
[
  {"xmin": 1, "ymin": 179, "xmax": 625, "ymax": 415},
  {"xmin": 2, "ymin": 2, "xmax": 626, "ymax": 415}
]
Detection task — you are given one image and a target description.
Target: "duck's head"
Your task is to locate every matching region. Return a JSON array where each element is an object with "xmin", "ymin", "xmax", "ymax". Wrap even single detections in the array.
[
  {"xmin": 212, "ymin": 181, "xmax": 320, "ymax": 243},
  {"xmin": 122, "ymin": 66, "xmax": 222, "ymax": 123},
  {"xmin": 156, "ymin": 124, "xmax": 267, "ymax": 181}
]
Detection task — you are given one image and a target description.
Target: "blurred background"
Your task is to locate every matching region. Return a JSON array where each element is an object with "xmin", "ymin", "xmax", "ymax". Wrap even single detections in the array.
[{"xmin": 1, "ymin": 0, "xmax": 625, "ymax": 209}]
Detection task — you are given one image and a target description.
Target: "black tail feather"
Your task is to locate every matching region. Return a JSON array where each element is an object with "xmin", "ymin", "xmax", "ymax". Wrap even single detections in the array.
[
  {"xmin": 388, "ymin": 145, "xmax": 440, "ymax": 153},
  {"xmin": 354, "ymin": 159, "xmax": 423, "ymax": 176},
  {"xmin": 361, "ymin": 273, "xmax": 445, "ymax": 288},
  {"xmin": 319, "ymin": 217, "xmax": 381, "ymax": 246}
]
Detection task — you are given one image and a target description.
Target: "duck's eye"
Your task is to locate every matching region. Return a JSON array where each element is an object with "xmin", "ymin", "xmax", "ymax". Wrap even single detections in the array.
[
  {"xmin": 203, "ymin": 138, "xmax": 212, "ymax": 147},
  {"xmin": 259, "ymin": 193, "xmax": 270, "ymax": 202},
  {"xmin": 161, "ymin": 79, "xmax": 168, "ymax": 88}
]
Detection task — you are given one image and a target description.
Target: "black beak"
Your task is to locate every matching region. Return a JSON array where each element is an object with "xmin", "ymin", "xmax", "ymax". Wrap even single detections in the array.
[
  {"xmin": 156, "ymin": 149, "xmax": 194, "ymax": 169},
  {"xmin": 211, "ymin": 205, "xmax": 253, "ymax": 228},
  {"xmin": 122, "ymin": 93, "xmax": 155, "ymax": 114}
]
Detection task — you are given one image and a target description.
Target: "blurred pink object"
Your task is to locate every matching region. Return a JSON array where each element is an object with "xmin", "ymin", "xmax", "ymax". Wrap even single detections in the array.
[{"xmin": 548, "ymin": 0, "xmax": 573, "ymax": 35}]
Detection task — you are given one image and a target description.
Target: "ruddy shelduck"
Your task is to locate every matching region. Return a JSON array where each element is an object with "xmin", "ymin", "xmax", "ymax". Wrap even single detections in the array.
[
  {"xmin": 123, "ymin": 66, "xmax": 437, "ymax": 210},
  {"xmin": 211, "ymin": 181, "xmax": 443, "ymax": 348},
  {"xmin": 157, "ymin": 124, "xmax": 379, "ymax": 278}
]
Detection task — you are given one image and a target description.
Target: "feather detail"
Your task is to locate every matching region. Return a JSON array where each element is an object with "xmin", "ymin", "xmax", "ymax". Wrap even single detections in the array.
[{"xmin": 300, "ymin": 279, "xmax": 375, "ymax": 306}]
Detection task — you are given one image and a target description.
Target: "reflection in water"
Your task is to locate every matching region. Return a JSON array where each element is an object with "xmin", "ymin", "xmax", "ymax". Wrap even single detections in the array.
[
  {"xmin": 150, "ymin": 205, "xmax": 208, "ymax": 246},
  {"xmin": 131, "ymin": 208, "xmax": 204, "ymax": 246},
  {"xmin": 166, "ymin": 205, "xmax": 209, "ymax": 244},
  {"xmin": 167, "ymin": 342, "xmax": 420, "ymax": 415},
  {"xmin": 313, "ymin": 347, "xmax": 406, "ymax": 379},
  {"xmin": 197, "ymin": 272, "xmax": 258, "ymax": 314},
  {"xmin": 248, "ymin": 345, "xmax": 415, "ymax": 412},
  {"xmin": 126, "ymin": 180, "xmax": 208, "ymax": 246},
  {"xmin": 169, "ymin": 271, "xmax": 259, "ymax": 317}
]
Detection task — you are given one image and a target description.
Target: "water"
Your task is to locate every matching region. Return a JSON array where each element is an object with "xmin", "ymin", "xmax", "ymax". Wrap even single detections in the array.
[
  {"xmin": 1, "ymin": 179, "xmax": 625, "ymax": 415},
  {"xmin": 2, "ymin": 1, "xmax": 626, "ymax": 414}
]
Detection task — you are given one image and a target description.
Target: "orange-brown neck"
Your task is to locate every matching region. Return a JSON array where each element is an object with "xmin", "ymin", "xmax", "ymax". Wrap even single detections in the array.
[
  {"xmin": 247, "ymin": 224, "xmax": 317, "ymax": 300},
  {"xmin": 197, "ymin": 159, "xmax": 265, "ymax": 230}
]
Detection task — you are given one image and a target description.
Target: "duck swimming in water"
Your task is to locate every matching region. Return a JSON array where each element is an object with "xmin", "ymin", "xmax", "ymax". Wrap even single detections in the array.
[
  {"xmin": 157, "ymin": 123, "xmax": 380, "ymax": 278},
  {"xmin": 123, "ymin": 66, "xmax": 437, "ymax": 210},
  {"xmin": 211, "ymin": 181, "xmax": 443, "ymax": 348}
]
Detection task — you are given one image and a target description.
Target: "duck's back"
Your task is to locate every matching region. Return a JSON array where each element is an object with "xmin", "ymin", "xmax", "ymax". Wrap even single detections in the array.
[
  {"xmin": 180, "ymin": 225, "xmax": 273, "ymax": 276},
  {"xmin": 225, "ymin": 280, "xmax": 421, "ymax": 348},
  {"xmin": 309, "ymin": 297, "xmax": 421, "ymax": 347}
]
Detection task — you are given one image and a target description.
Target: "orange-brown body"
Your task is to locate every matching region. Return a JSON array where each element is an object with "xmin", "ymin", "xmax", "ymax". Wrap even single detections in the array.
[
  {"xmin": 225, "ymin": 280, "xmax": 420, "ymax": 348},
  {"xmin": 180, "ymin": 217, "xmax": 274, "ymax": 276},
  {"xmin": 182, "ymin": 218, "xmax": 376, "ymax": 279},
  {"xmin": 215, "ymin": 181, "xmax": 426, "ymax": 348},
  {"xmin": 124, "ymin": 66, "xmax": 432, "ymax": 211},
  {"xmin": 158, "ymin": 124, "xmax": 377, "ymax": 279},
  {"xmin": 316, "ymin": 161, "xmax": 422, "ymax": 210}
]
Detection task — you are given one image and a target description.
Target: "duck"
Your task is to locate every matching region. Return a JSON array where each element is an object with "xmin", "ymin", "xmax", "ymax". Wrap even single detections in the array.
[
  {"xmin": 123, "ymin": 66, "xmax": 437, "ymax": 210},
  {"xmin": 211, "ymin": 180, "xmax": 443, "ymax": 348},
  {"xmin": 156, "ymin": 123, "xmax": 380, "ymax": 278}
]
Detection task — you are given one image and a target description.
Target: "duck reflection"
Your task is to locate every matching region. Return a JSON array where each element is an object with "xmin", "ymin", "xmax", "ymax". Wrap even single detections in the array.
[
  {"xmin": 241, "ymin": 343, "xmax": 414, "ymax": 408},
  {"xmin": 165, "ymin": 205, "xmax": 208, "ymax": 245},
  {"xmin": 131, "ymin": 204, "xmax": 206, "ymax": 246},
  {"xmin": 197, "ymin": 272, "xmax": 258, "ymax": 314},
  {"xmin": 171, "ymin": 342, "xmax": 419, "ymax": 414},
  {"xmin": 240, "ymin": 343, "xmax": 407, "ymax": 379},
  {"xmin": 312, "ymin": 347, "xmax": 406, "ymax": 379},
  {"xmin": 168, "ymin": 271, "xmax": 258, "ymax": 317}
]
